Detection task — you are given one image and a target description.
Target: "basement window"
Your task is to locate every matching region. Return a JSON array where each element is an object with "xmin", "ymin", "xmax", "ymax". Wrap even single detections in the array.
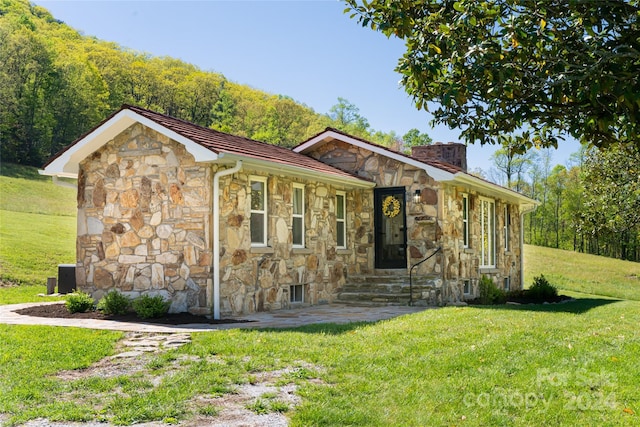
[
  {"xmin": 463, "ymin": 279, "xmax": 471, "ymax": 296},
  {"xmin": 290, "ymin": 284, "xmax": 304, "ymax": 303}
]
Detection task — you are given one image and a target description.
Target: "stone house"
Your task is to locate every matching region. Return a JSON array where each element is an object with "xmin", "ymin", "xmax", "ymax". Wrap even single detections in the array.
[{"xmin": 42, "ymin": 105, "xmax": 537, "ymax": 318}]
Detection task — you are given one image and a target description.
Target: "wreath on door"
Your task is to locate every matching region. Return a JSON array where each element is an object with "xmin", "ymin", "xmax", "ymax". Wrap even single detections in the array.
[{"xmin": 382, "ymin": 195, "xmax": 401, "ymax": 218}]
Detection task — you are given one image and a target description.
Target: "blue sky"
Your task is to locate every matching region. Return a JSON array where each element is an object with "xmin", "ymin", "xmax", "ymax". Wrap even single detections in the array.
[{"xmin": 35, "ymin": 0, "xmax": 580, "ymax": 172}]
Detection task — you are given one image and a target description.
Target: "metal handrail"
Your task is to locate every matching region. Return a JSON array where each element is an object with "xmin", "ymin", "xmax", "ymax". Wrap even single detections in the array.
[{"xmin": 409, "ymin": 247, "xmax": 442, "ymax": 306}]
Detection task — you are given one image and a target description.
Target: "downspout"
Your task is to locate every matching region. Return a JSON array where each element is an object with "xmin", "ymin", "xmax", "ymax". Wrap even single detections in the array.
[{"xmin": 212, "ymin": 160, "xmax": 243, "ymax": 320}]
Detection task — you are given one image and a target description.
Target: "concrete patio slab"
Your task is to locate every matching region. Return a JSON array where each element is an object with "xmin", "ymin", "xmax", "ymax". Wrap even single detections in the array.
[{"xmin": 0, "ymin": 301, "xmax": 432, "ymax": 333}]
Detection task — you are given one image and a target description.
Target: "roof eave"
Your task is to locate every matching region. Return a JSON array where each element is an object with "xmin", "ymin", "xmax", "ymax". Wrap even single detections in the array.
[
  {"xmin": 451, "ymin": 173, "xmax": 539, "ymax": 208},
  {"xmin": 294, "ymin": 129, "xmax": 454, "ymax": 182},
  {"xmin": 40, "ymin": 108, "xmax": 219, "ymax": 179},
  {"xmin": 217, "ymin": 153, "xmax": 375, "ymax": 189}
]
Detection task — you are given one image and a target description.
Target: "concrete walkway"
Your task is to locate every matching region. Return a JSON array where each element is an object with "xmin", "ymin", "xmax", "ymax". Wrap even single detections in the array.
[{"xmin": 0, "ymin": 301, "xmax": 430, "ymax": 333}]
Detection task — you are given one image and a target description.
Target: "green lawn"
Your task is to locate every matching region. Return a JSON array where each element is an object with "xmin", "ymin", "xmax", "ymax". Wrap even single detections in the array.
[
  {"xmin": 0, "ymin": 163, "xmax": 638, "ymax": 425},
  {"xmin": 524, "ymin": 245, "xmax": 640, "ymax": 301},
  {"xmin": 0, "ymin": 163, "xmax": 76, "ymax": 287}
]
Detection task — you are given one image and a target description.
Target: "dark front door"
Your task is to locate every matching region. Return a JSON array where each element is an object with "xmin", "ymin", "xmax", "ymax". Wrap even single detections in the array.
[{"xmin": 374, "ymin": 187, "xmax": 407, "ymax": 269}]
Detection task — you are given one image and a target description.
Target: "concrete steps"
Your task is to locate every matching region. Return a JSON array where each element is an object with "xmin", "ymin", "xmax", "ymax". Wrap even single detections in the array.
[{"xmin": 337, "ymin": 274, "xmax": 440, "ymax": 306}]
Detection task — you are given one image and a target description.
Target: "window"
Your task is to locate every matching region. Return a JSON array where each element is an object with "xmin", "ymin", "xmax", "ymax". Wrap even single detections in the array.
[
  {"xmin": 336, "ymin": 191, "xmax": 346, "ymax": 249},
  {"xmin": 480, "ymin": 197, "xmax": 496, "ymax": 267},
  {"xmin": 290, "ymin": 284, "xmax": 304, "ymax": 303},
  {"xmin": 503, "ymin": 205, "xmax": 510, "ymax": 252},
  {"xmin": 463, "ymin": 279, "xmax": 471, "ymax": 296},
  {"xmin": 250, "ymin": 177, "xmax": 267, "ymax": 246},
  {"xmin": 504, "ymin": 276, "xmax": 511, "ymax": 291},
  {"xmin": 292, "ymin": 184, "xmax": 305, "ymax": 248},
  {"xmin": 462, "ymin": 194, "xmax": 469, "ymax": 248}
]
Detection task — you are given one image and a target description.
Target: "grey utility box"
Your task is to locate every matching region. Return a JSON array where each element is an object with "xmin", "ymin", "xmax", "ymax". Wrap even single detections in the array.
[{"xmin": 57, "ymin": 264, "xmax": 76, "ymax": 294}]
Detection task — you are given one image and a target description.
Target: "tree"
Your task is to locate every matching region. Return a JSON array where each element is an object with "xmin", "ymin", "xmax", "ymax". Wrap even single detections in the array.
[
  {"xmin": 345, "ymin": 0, "xmax": 640, "ymax": 152},
  {"xmin": 401, "ymin": 128, "xmax": 432, "ymax": 153},
  {"xmin": 489, "ymin": 136, "xmax": 534, "ymax": 190},
  {"xmin": 580, "ymin": 144, "xmax": 640, "ymax": 260},
  {"xmin": 328, "ymin": 97, "xmax": 370, "ymax": 133}
]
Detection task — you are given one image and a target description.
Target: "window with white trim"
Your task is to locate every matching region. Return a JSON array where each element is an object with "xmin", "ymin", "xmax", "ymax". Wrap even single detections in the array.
[
  {"xmin": 336, "ymin": 191, "xmax": 346, "ymax": 249},
  {"xmin": 292, "ymin": 183, "xmax": 305, "ymax": 248},
  {"xmin": 480, "ymin": 197, "xmax": 496, "ymax": 267},
  {"xmin": 462, "ymin": 194, "xmax": 469, "ymax": 248},
  {"xmin": 504, "ymin": 205, "xmax": 510, "ymax": 252},
  {"xmin": 250, "ymin": 177, "xmax": 267, "ymax": 246}
]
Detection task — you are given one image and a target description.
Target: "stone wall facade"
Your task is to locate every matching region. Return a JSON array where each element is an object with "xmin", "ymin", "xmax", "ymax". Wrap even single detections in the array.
[
  {"xmin": 76, "ymin": 123, "xmax": 212, "ymax": 314},
  {"xmin": 439, "ymin": 186, "xmax": 523, "ymax": 302},
  {"xmin": 75, "ymin": 124, "xmax": 525, "ymax": 315},
  {"xmin": 305, "ymin": 139, "xmax": 443, "ymax": 276},
  {"xmin": 215, "ymin": 171, "xmax": 366, "ymax": 315},
  {"xmin": 304, "ymin": 139, "xmax": 524, "ymax": 303}
]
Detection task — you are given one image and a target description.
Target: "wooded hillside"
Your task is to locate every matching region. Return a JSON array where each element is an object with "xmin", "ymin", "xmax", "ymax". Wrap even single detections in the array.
[{"xmin": 0, "ymin": 0, "xmax": 405, "ymax": 167}]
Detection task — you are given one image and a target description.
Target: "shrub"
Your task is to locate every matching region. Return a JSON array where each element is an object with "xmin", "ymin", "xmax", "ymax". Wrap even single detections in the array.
[
  {"xmin": 65, "ymin": 291, "xmax": 95, "ymax": 313},
  {"xmin": 478, "ymin": 275, "xmax": 506, "ymax": 305},
  {"xmin": 132, "ymin": 294, "xmax": 170, "ymax": 319},
  {"xmin": 528, "ymin": 274, "xmax": 558, "ymax": 303},
  {"xmin": 97, "ymin": 290, "xmax": 130, "ymax": 315}
]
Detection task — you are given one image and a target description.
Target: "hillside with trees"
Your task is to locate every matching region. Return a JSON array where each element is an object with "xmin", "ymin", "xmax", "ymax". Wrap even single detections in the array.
[{"xmin": 0, "ymin": 0, "xmax": 423, "ymax": 167}]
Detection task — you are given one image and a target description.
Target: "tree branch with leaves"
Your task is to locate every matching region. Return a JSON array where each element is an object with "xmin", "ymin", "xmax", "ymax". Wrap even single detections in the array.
[{"xmin": 345, "ymin": 0, "xmax": 640, "ymax": 152}]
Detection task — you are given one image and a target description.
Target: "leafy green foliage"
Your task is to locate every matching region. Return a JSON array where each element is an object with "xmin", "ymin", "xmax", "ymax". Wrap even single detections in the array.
[
  {"xmin": 132, "ymin": 294, "xmax": 170, "ymax": 319},
  {"xmin": 346, "ymin": 0, "xmax": 640, "ymax": 152},
  {"xmin": 65, "ymin": 291, "xmax": 95, "ymax": 313},
  {"xmin": 401, "ymin": 128, "xmax": 433, "ymax": 154},
  {"xmin": 0, "ymin": 0, "xmax": 409, "ymax": 166},
  {"xmin": 527, "ymin": 274, "xmax": 559, "ymax": 303},
  {"xmin": 478, "ymin": 275, "xmax": 506, "ymax": 305},
  {"xmin": 97, "ymin": 290, "xmax": 131, "ymax": 315},
  {"xmin": 579, "ymin": 144, "xmax": 640, "ymax": 259}
]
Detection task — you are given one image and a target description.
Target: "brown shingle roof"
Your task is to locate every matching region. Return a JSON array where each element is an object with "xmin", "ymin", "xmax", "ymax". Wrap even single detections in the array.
[
  {"xmin": 45, "ymin": 105, "xmax": 370, "ymax": 184},
  {"xmin": 126, "ymin": 105, "xmax": 371, "ymax": 182}
]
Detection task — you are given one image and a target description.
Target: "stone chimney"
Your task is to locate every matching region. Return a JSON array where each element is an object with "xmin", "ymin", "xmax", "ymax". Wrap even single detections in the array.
[{"xmin": 411, "ymin": 142, "xmax": 467, "ymax": 171}]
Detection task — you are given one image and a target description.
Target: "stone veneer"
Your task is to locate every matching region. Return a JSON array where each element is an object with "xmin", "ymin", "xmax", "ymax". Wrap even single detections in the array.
[
  {"xmin": 76, "ymin": 123, "xmax": 212, "ymax": 314},
  {"xmin": 303, "ymin": 139, "xmax": 524, "ymax": 304},
  {"xmin": 76, "ymin": 123, "xmax": 524, "ymax": 314},
  {"xmin": 215, "ymin": 172, "xmax": 362, "ymax": 315}
]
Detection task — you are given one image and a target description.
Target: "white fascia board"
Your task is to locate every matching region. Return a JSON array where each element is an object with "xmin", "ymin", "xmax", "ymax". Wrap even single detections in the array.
[
  {"xmin": 217, "ymin": 153, "xmax": 375, "ymax": 189},
  {"xmin": 40, "ymin": 109, "xmax": 218, "ymax": 179},
  {"xmin": 294, "ymin": 130, "xmax": 454, "ymax": 182},
  {"xmin": 452, "ymin": 173, "xmax": 539, "ymax": 208}
]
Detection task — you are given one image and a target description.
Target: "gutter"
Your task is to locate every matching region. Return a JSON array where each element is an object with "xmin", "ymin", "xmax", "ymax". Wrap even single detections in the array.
[
  {"xmin": 212, "ymin": 160, "xmax": 243, "ymax": 319},
  {"xmin": 216, "ymin": 153, "xmax": 375, "ymax": 189}
]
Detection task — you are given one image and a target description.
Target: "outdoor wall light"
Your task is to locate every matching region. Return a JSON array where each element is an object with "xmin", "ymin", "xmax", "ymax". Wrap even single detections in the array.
[{"xmin": 413, "ymin": 189, "xmax": 421, "ymax": 203}]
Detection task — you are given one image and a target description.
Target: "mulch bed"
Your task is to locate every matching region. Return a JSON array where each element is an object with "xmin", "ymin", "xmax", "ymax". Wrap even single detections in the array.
[{"xmin": 14, "ymin": 303, "xmax": 252, "ymax": 325}]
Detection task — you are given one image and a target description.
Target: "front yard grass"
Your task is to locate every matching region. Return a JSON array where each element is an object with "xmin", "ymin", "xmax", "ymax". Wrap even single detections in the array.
[{"xmin": 0, "ymin": 298, "xmax": 638, "ymax": 426}]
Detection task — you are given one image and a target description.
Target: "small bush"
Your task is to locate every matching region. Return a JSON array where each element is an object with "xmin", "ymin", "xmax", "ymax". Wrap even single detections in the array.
[
  {"xmin": 65, "ymin": 291, "xmax": 95, "ymax": 313},
  {"xmin": 132, "ymin": 294, "xmax": 170, "ymax": 319},
  {"xmin": 528, "ymin": 274, "xmax": 558, "ymax": 303},
  {"xmin": 478, "ymin": 275, "xmax": 506, "ymax": 305},
  {"xmin": 97, "ymin": 290, "xmax": 130, "ymax": 315}
]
